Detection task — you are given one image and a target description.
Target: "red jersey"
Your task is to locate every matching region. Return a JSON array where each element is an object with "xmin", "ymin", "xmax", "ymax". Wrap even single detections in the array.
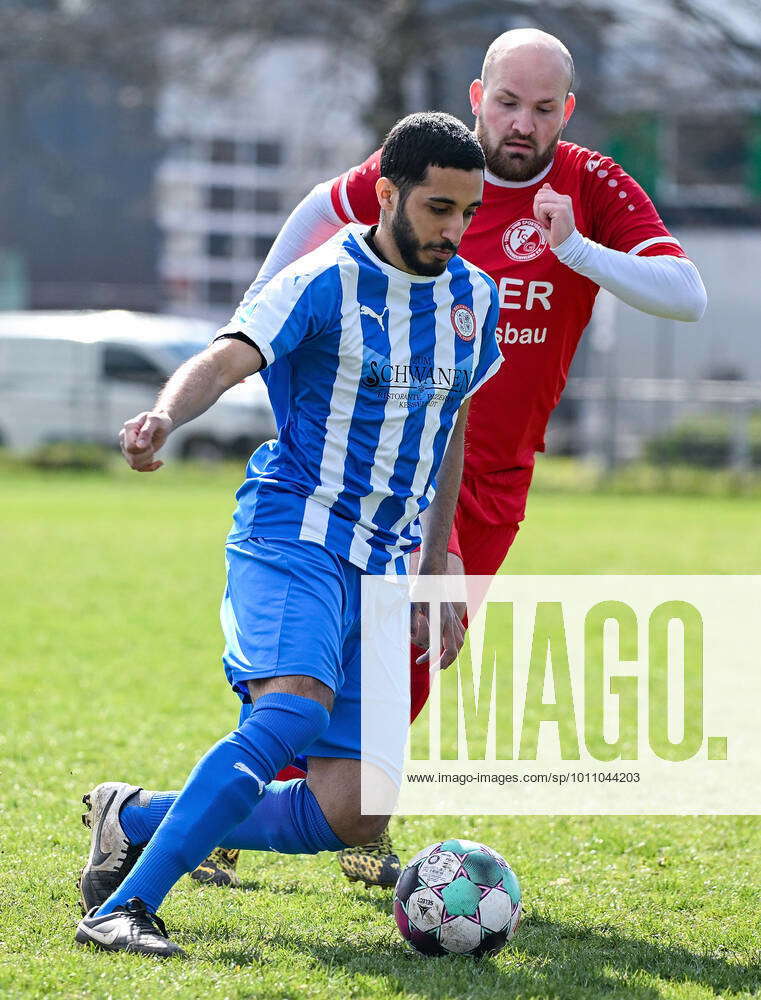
[{"xmin": 330, "ymin": 141, "xmax": 687, "ymax": 489}]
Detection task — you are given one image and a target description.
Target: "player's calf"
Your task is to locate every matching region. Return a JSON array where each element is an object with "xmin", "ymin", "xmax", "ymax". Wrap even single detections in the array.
[
  {"xmin": 305, "ymin": 759, "xmax": 400, "ymax": 888},
  {"xmin": 305, "ymin": 757, "xmax": 392, "ymax": 846}
]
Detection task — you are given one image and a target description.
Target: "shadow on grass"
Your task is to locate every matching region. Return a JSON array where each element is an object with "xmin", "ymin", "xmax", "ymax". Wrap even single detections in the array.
[
  {"xmin": 202, "ymin": 909, "xmax": 759, "ymax": 1000},
  {"xmin": 237, "ymin": 877, "xmax": 318, "ymax": 895}
]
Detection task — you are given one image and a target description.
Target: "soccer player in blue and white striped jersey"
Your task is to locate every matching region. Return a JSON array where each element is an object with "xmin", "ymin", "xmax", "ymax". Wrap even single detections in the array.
[{"xmin": 75, "ymin": 112, "xmax": 502, "ymax": 957}]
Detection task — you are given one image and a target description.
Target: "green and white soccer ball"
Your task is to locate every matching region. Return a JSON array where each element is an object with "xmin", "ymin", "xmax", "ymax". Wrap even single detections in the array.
[{"xmin": 393, "ymin": 839, "xmax": 522, "ymax": 957}]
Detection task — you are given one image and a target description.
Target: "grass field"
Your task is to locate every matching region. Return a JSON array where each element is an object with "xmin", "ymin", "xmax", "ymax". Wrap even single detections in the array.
[{"xmin": 1, "ymin": 462, "xmax": 759, "ymax": 999}]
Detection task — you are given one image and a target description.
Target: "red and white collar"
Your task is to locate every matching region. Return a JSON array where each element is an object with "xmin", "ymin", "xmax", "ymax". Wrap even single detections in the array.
[{"xmin": 484, "ymin": 160, "xmax": 554, "ymax": 188}]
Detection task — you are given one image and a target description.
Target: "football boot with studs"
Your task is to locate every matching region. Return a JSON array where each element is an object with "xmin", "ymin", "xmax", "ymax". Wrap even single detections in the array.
[
  {"xmin": 190, "ymin": 847, "xmax": 242, "ymax": 888},
  {"xmin": 337, "ymin": 829, "xmax": 401, "ymax": 888},
  {"xmin": 78, "ymin": 782, "xmax": 145, "ymax": 914},
  {"xmin": 75, "ymin": 897, "xmax": 184, "ymax": 957}
]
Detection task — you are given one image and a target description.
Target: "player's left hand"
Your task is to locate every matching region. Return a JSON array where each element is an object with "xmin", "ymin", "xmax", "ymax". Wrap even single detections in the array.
[
  {"xmin": 533, "ymin": 183, "xmax": 576, "ymax": 248},
  {"xmin": 411, "ymin": 600, "xmax": 466, "ymax": 671}
]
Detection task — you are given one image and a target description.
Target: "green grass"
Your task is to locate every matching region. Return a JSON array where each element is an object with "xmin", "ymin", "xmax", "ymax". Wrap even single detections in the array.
[{"xmin": 0, "ymin": 464, "xmax": 759, "ymax": 999}]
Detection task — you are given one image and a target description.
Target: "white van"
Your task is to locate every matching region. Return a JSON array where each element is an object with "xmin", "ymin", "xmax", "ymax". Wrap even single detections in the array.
[{"xmin": 0, "ymin": 310, "xmax": 276, "ymax": 460}]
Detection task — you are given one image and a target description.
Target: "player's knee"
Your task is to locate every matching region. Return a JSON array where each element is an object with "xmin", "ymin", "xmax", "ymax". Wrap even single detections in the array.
[
  {"xmin": 339, "ymin": 813, "xmax": 390, "ymax": 846},
  {"xmin": 320, "ymin": 802, "xmax": 389, "ymax": 846},
  {"xmin": 316, "ymin": 793, "xmax": 390, "ymax": 846},
  {"xmin": 246, "ymin": 674, "xmax": 334, "ymax": 712}
]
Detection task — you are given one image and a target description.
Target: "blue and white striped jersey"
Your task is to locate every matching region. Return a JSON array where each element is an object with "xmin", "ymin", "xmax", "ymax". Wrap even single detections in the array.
[{"xmin": 217, "ymin": 225, "xmax": 502, "ymax": 575}]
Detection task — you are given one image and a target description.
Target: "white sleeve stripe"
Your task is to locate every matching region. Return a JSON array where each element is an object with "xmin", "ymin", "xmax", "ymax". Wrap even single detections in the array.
[
  {"xmin": 464, "ymin": 353, "xmax": 503, "ymax": 399},
  {"xmin": 468, "ymin": 269, "xmax": 490, "ymax": 380},
  {"xmin": 627, "ymin": 236, "xmax": 682, "ymax": 256},
  {"xmin": 217, "ymin": 250, "xmax": 339, "ymax": 364},
  {"xmin": 339, "ymin": 174, "xmax": 360, "ymax": 224},
  {"xmin": 461, "ymin": 266, "xmax": 502, "ymax": 399}
]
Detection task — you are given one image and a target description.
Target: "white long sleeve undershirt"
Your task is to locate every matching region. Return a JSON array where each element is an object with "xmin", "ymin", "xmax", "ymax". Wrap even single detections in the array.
[
  {"xmin": 245, "ymin": 181, "xmax": 707, "ymax": 323},
  {"xmin": 248, "ymin": 180, "xmax": 344, "ymax": 298},
  {"xmin": 551, "ymin": 228, "xmax": 707, "ymax": 322}
]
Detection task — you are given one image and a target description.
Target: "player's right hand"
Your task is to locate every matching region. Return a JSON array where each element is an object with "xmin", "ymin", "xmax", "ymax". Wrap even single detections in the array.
[{"xmin": 119, "ymin": 410, "xmax": 173, "ymax": 472}]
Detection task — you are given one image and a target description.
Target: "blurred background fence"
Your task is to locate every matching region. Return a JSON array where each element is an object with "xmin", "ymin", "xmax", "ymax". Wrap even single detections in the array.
[{"xmin": 1, "ymin": 0, "xmax": 759, "ymax": 472}]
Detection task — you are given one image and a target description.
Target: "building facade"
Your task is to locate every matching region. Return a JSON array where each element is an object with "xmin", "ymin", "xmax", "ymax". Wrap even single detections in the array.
[{"xmin": 155, "ymin": 32, "xmax": 375, "ymax": 319}]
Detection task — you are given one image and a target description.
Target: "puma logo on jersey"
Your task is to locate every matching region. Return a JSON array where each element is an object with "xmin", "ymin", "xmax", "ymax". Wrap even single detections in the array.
[{"xmin": 359, "ymin": 305, "xmax": 388, "ymax": 329}]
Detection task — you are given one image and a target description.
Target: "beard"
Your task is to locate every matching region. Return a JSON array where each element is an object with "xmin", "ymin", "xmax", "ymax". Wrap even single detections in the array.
[
  {"xmin": 390, "ymin": 199, "xmax": 458, "ymax": 277},
  {"xmin": 475, "ymin": 115, "xmax": 564, "ymax": 182}
]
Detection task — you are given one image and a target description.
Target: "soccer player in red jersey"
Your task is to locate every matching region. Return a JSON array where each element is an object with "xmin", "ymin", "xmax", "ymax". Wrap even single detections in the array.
[{"xmin": 192, "ymin": 28, "xmax": 707, "ymax": 889}]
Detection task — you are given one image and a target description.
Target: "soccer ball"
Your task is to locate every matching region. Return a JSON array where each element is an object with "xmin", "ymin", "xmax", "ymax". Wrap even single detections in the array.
[{"xmin": 393, "ymin": 839, "xmax": 521, "ymax": 957}]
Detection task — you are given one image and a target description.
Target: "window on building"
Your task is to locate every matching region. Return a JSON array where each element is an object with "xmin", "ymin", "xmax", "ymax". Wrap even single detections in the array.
[
  {"xmin": 253, "ymin": 189, "xmax": 282, "ymax": 212},
  {"xmin": 254, "ymin": 141, "xmax": 283, "ymax": 166},
  {"xmin": 237, "ymin": 188, "xmax": 283, "ymax": 212},
  {"xmin": 207, "ymin": 233, "xmax": 234, "ymax": 258},
  {"xmin": 208, "ymin": 186, "xmax": 235, "ymax": 210},
  {"xmin": 210, "ymin": 139, "xmax": 236, "ymax": 163},
  {"xmin": 247, "ymin": 235, "xmax": 276, "ymax": 258},
  {"xmin": 237, "ymin": 140, "xmax": 283, "ymax": 165},
  {"xmin": 236, "ymin": 189, "xmax": 255, "ymax": 211},
  {"xmin": 103, "ymin": 345, "xmax": 165, "ymax": 386},
  {"xmin": 208, "ymin": 280, "xmax": 236, "ymax": 304}
]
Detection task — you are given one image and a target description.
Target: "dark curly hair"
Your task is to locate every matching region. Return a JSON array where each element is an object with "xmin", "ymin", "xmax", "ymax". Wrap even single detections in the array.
[{"xmin": 380, "ymin": 112, "xmax": 484, "ymax": 201}]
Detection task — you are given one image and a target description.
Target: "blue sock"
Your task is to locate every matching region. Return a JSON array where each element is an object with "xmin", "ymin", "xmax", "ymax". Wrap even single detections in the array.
[
  {"xmin": 97, "ymin": 692, "xmax": 329, "ymax": 915},
  {"xmin": 120, "ymin": 791, "xmax": 178, "ymax": 846},
  {"xmin": 239, "ymin": 700, "xmax": 308, "ymax": 773},
  {"xmin": 118, "ymin": 778, "xmax": 346, "ymax": 855},
  {"xmin": 220, "ymin": 778, "xmax": 345, "ymax": 852}
]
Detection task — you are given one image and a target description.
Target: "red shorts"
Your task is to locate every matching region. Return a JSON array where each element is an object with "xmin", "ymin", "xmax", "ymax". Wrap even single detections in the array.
[{"xmin": 409, "ymin": 464, "xmax": 534, "ymax": 721}]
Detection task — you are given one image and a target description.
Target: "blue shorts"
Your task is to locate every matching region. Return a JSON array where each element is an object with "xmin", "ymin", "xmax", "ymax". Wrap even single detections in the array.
[{"xmin": 220, "ymin": 536, "xmax": 364, "ymax": 760}]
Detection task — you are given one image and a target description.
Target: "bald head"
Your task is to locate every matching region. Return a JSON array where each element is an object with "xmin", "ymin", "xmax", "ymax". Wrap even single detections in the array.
[
  {"xmin": 470, "ymin": 28, "xmax": 576, "ymax": 182},
  {"xmin": 482, "ymin": 29, "xmax": 574, "ymax": 94}
]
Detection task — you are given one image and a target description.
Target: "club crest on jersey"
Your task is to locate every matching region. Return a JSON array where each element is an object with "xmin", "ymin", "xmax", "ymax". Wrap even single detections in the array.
[
  {"xmin": 450, "ymin": 304, "xmax": 476, "ymax": 341},
  {"xmin": 502, "ymin": 218, "xmax": 547, "ymax": 263}
]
